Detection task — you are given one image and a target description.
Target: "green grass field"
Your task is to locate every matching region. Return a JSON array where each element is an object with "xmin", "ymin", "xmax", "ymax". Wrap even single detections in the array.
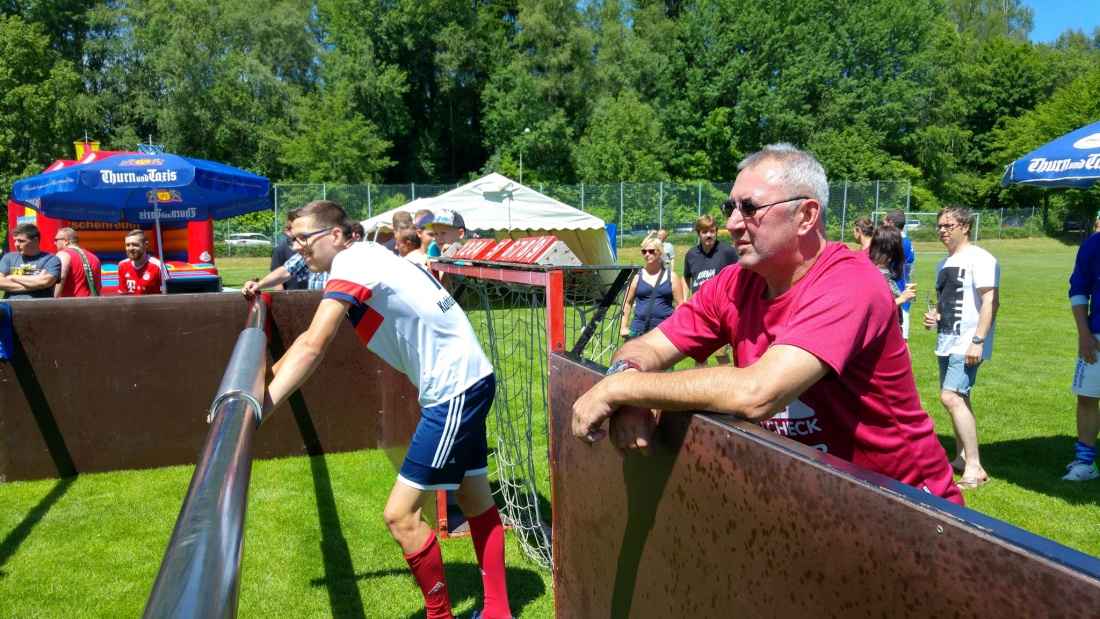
[{"xmin": 1, "ymin": 236, "xmax": 1097, "ymax": 618}]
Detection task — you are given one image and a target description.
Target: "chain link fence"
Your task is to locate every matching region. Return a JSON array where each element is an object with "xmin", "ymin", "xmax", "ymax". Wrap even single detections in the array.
[{"xmin": 217, "ymin": 181, "xmax": 1040, "ymax": 254}]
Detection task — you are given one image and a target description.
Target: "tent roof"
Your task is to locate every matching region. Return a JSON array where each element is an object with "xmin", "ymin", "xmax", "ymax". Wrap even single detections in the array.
[
  {"xmin": 360, "ymin": 174, "xmax": 614, "ymax": 266},
  {"xmin": 362, "ymin": 174, "xmax": 606, "ymax": 232}
]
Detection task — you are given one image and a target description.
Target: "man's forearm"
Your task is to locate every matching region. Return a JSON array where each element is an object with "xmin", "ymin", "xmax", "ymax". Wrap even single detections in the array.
[
  {"xmin": 975, "ymin": 287, "xmax": 999, "ymax": 338},
  {"xmin": 10, "ymin": 274, "xmax": 57, "ymax": 290},
  {"xmin": 1073, "ymin": 303, "xmax": 1092, "ymax": 336},
  {"xmin": 257, "ymin": 267, "xmax": 293, "ymax": 289},
  {"xmin": 0, "ymin": 275, "xmax": 27, "ymax": 292}
]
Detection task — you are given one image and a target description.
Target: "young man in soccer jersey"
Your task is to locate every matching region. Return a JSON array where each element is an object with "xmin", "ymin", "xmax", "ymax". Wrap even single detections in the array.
[
  {"xmin": 117, "ymin": 230, "xmax": 166, "ymax": 295},
  {"xmin": 259, "ymin": 200, "xmax": 512, "ymax": 619}
]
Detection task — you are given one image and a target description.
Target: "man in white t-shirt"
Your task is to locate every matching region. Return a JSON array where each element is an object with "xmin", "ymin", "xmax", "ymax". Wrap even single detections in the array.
[
  {"xmin": 257, "ymin": 200, "xmax": 513, "ymax": 619},
  {"xmin": 923, "ymin": 205, "xmax": 1000, "ymax": 491}
]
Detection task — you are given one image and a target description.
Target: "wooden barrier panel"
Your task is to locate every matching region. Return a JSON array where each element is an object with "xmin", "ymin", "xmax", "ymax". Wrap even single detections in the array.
[
  {"xmin": 548, "ymin": 353, "xmax": 1100, "ymax": 619},
  {"xmin": 0, "ymin": 291, "xmax": 420, "ymax": 482}
]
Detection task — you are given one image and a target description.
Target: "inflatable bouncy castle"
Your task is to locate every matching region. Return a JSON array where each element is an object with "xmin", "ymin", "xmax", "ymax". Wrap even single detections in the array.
[{"xmin": 6, "ymin": 141, "xmax": 219, "ymax": 295}]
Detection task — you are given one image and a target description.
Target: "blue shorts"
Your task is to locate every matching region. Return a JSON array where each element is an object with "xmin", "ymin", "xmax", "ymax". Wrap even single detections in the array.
[
  {"xmin": 938, "ymin": 354, "xmax": 980, "ymax": 397},
  {"xmin": 397, "ymin": 373, "xmax": 495, "ymax": 490}
]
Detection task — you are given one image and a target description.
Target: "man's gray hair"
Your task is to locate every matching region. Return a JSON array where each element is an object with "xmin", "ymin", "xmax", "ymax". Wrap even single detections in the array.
[{"xmin": 738, "ymin": 143, "xmax": 829, "ymax": 213}]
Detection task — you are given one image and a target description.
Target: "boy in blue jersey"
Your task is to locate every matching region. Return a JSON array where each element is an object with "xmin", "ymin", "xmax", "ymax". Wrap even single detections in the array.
[{"xmin": 1067, "ymin": 219, "xmax": 1100, "ymax": 481}]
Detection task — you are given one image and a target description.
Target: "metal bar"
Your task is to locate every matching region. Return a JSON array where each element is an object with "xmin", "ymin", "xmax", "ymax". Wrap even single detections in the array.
[
  {"xmin": 144, "ymin": 295, "xmax": 270, "ymax": 618},
  {"xmin": 569, "ymin": 267, "xmax": 634, "ymax": 356}
]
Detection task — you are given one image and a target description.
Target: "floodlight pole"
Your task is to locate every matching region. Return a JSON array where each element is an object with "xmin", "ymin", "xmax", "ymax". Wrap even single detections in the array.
[{"xmin": 519, "ymin": 127, "xmax": 530, "ymax": 185}]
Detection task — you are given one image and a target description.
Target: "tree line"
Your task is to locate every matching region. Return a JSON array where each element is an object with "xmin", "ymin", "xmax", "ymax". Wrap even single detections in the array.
[{"xmin": 2, "ymin": 0, "xmax": 1099, "ymax": 223}]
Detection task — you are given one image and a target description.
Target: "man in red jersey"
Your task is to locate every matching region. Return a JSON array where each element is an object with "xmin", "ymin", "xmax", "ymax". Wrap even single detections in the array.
[
  {"xmin": 572, "ymin": 143, "xmax": 963, "ymax": 505},
  {"xmin": 53, "ymin": 228, "xmax": 102, "ymax": 297},
  {"xmin": 117, "ymin": 230, "xmax": 166, "ymax": 295}
]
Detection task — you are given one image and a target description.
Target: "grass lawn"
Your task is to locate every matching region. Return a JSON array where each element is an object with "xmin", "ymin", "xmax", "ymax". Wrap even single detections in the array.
[{"xmin": 1, "ymin": 235, "xmax": 1097, "ymax": 617}]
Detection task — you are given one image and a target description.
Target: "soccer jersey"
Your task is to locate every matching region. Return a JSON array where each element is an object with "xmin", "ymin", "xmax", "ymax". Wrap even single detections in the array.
[
  {"xmin": 933, "ymin": 244, "xmax": 999, "ymax": 359},
  {"xmin": 323, "ymin": 242, "xmax": 493, "ymax": 406},
  {"xmin": 117, "ymin": 256, "xmax": 166, "ymax": 295},
  {"xmin": 658, "ymin": 242, "xmax": 961, "ymax": 504},
  {"xmin": 1070, "ymin": 232, "xmax": 1100, "ymax": 334}
]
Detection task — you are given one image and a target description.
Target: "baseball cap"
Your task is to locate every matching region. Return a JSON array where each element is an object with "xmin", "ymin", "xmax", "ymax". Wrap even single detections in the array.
[
  {"xmin": 431, "ymin": 209, "xmax": 465, "ymax": 230},
  {"xmin": 416, "ymin": 214, "xmax": 434, "ymax": 229}
]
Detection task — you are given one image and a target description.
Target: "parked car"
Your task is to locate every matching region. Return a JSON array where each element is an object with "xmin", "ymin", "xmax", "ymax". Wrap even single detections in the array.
[
  {"xmin": 628, "ymin": 223, "xmax": 659, "ymax": 237},
  {"xmin": 226, "ymin": 233, "xmax": 272, "ymax": 246},
  {"xmin": 1064, "ymin": 217, "xmax": 1085, "ymax": 232},
  {"xmin": 674, "ymin": 222, "xmax": 696, "ymax": 235},
  {"xmin": 1002, "ymin": 217, "xmax": 1026, "ymax": 228},
  {"xmin": 903, "ymin": 220, "xmax": 923, "ymax": 231}
]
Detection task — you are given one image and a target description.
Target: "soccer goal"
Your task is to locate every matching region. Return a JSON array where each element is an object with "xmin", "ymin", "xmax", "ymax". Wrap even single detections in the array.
[{"xmin": 431, "ymin": 262, "xmax": 635, "ymax": 573}]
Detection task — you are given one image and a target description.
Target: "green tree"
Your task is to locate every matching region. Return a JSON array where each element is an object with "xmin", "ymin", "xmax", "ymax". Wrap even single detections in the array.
[
  {"xmin": 574, "ymin": 91, "xmax": 670, "ymax": 182},
  {"xmin": 0, "ymin": 14, "xmax": 82, "ymax": 192},
  {"xmin": 279, "ymin": 85, "xmax": 394, "ymax": 183}
]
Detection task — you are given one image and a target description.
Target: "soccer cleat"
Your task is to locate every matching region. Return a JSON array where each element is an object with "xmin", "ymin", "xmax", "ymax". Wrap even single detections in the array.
[
  {"xmin": 1063, "ymin": 460, "xmax": 1099, "ymax": 481},
  {"xmin": 469, "ymin": 611, "xmax": 514, "ymax": 619}
]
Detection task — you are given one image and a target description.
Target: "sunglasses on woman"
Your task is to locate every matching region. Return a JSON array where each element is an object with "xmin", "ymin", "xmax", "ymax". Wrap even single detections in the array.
[{"xmin": 641, "ymin": 248, "xmax": 660, "ymax": 255}]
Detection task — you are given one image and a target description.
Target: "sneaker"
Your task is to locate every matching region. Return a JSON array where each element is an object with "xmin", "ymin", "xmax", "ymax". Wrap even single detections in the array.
[
  {"xmin": 469, "ymin": 611, "xmax": 515, "ymax": 619},
  {"xmin": 1063, "ymin": 460, "xmax": 1099, "ymax": 481}
]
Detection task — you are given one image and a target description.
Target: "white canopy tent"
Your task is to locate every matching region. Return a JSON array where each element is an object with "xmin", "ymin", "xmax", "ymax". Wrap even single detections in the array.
[{"xmin": 360, "ymin": 173, "xmax": 615, "ymax": 266}]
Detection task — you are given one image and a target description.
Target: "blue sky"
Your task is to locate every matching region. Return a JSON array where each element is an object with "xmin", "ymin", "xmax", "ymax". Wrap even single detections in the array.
[{"xmin": 1027, "ymin": 0, "xmax": 1100, "ymax": 44}]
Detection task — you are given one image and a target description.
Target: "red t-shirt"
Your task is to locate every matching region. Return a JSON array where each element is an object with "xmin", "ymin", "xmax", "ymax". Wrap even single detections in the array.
[
  {"xmin": 117, "ymin": 257, "xmax": 166, "ymax": 295},
  {"xmin": 659, "ymin": 242, "xmax": 962, "ymax": 505},
  {"xmin": 58, "ymin": 248, "xmax": 102, "ymax": 297}
]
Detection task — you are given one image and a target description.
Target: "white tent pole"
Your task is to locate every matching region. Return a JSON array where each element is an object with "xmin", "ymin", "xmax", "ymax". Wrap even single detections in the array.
[{"xmin": 154, "ymin": 195, "xmax": 167, "ymax": 293}]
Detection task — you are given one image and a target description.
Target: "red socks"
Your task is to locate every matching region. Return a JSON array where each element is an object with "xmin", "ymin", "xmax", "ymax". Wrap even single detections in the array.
[
  {"xmin": 467, "ymin": 506, "xmax": 512, "ymax": 619},
  {"xmin": 404, "ymin": 534, "xmax": 453, "ymax": 619}
]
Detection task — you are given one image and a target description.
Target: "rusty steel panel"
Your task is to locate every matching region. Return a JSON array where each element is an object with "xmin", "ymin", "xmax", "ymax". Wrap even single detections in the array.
[
  {"xmin": 548, "ymin": 353, "xmax": 1100, "ymax": 619},
  {"xmin": 0, "ymin": 291, "xmax": 420, "ymax": 482}
]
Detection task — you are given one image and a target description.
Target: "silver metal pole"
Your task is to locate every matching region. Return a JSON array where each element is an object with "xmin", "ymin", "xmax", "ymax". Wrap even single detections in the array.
[
  {"xmin": 144, "ymin": 296, "xmax": 269, "ymax": 619},
  {"xmin": 659, "ymin": 181, "xmax": 663, "ymax": 229}
]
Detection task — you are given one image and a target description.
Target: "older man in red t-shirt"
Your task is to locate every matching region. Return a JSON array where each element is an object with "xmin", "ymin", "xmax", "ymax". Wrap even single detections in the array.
[
  {"xmin": 572, "ymin": 143, "xmax": 962, "ymax": 505},
  {"xmin": 53, "ymin": 227, "xmax": 102, "ymax": 298}
]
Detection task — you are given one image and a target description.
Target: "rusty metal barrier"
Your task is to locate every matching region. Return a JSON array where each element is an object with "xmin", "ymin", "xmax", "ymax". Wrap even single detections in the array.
[
  {"xmin": 548, "ymin": 353, "xmax": 1100, "ymax": 618},
  {"xmin": 0, "ymin": 291, "xmax": 420, "ymax": 482}
]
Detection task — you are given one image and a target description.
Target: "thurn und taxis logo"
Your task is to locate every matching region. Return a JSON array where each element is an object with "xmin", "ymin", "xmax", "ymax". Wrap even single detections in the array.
[{"xmin": 146, "ymin": 188, "xmax": 183, "ymax": 203}]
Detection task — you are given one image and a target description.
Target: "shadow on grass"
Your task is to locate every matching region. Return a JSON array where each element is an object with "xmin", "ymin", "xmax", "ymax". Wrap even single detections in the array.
[
  {"xmin": 942, "ymin": 434, "xmax": 1100, "ymax": 507},
  {"xmin": 330, "ymin": 564, "xmax": 546, "ymax": 619},
  {"xmin": 0, "ymin": 476, "xmax": 75, "ymax": 579},
  {"xmin": 270, "ymin": 310, "xmax": 368, "ymax": 617}
]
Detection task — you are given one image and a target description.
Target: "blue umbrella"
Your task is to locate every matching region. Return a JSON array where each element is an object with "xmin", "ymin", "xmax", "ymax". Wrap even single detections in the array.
[
  {"xmin": 10, "ymin": 153, "xmax": 270, "ymax": 286},
  {"xmin": 10, "ymin": 153, "xmax": 270, "ymax": 222},
  {"xmin": 1001, "ymin": 119, "xmax": 1100, "ymax": 188}
]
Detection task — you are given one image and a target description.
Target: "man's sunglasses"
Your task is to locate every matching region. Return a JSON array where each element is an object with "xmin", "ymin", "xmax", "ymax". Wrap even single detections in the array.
[{"xmin": 721, "ymin": 196, "xmax": 809, "ymax": 219}]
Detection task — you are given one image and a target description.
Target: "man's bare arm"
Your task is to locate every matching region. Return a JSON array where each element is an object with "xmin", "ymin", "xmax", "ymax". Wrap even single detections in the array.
[
  {"xmin": 56, "ymin": 251, "xmax": 72, "ymax": 296},
  {"xmin": 965, "ymin": 286, "xmax": 999, "ymax": 366},
  {"xmin": 264, "ymin": 298, "xmax": 348, "ymax": 415},
  {"xmin": 243, "ymin": 266, "xmax": 293, "ymax": 296},
  {"xmin": 9, "ymin": 273, "xmax": 57, "ymax": 290},
  {"xmin": 573, "ymin": 341, "xmax": 830, "ymax": 443},
  {"xmin": 0, "ymin": 273, "xmax": 28, "ymax": 292}
]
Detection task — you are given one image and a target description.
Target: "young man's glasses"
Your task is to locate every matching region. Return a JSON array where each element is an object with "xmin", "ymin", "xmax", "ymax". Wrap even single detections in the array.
[
  {"xmin": 721, "ymin": 196, "xmax": 809, "ymax": 218},
  {"xmin": 290, "ymin": 227, "xmax": 334, "ymax": 247},
  {"xmin": 641, "ymin": 248, "xmax": 660, "ymax": 255},
  {"xmin": 934, "ymin": 222, "xmax": 961, "ymax": 232}
]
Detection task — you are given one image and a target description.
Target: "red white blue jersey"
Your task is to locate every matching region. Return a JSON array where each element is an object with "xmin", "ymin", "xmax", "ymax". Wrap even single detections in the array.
[
  {"xmin": 323, "ymin": 241, "xmax": 493, "ymax": 406},
  {"xmin": 117, "ymin": 256, "xmax": 166, "ymax": 295}
]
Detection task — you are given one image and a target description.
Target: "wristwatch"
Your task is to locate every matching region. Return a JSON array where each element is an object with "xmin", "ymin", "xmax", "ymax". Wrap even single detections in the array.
[
  {"xmin": 606, "ymin": 359, "xmax": 642, "ymax": 375},
  {"xmin": 972, "ymin": 335, "xmax": 986, "ymax": 344}
]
